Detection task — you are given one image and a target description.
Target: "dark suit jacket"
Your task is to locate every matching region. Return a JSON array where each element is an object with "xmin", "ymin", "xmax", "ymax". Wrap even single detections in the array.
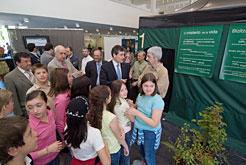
[
  {"xmin": 29, "ymin": 52, "xmax": 40, "ymax": 65},
  {"xmin": 100, "ymin": 61, "xmax": 130, "ymax": 90},
  {"xmin": 4, "ymin": 68, "xmax": 33, "ymax": 117},
  {"xmin": 85, "ymin": 60, "xmax": 107, "ymax": 88},
  {"xmin": 68, "ymin": 55, "xmax": 79, "ymax": 70}
]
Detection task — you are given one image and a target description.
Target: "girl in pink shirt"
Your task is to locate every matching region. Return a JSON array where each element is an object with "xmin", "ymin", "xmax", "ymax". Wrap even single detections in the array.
[
  {"xmin": 26, "ymin": 90, "xmax": 63, "ymax": 165},
  {"xmin": 48, "ymin": 68, "xmax": 72, "ymax": 165}
]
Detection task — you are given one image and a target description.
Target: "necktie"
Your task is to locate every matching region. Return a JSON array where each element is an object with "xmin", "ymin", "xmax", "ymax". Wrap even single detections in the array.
[
  {"xmin": 116, "ymin": 64, "xmax": 122, "ymax": 80},
  {"xmin": 62, "ymin": 62, "xmax": 67, "ymax": 68},
  {"xmin": 25, "ymin": 71, "xmax": 35, "ymax": 84},
  {"xmin": 96, "ymin": 62, "xmax": 101, "ymax": 85}
]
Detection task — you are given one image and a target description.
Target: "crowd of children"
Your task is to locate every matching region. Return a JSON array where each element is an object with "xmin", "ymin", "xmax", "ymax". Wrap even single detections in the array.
[{"xmin": 0, "ymin": 63, "xmax": 165, "ymax": 165}]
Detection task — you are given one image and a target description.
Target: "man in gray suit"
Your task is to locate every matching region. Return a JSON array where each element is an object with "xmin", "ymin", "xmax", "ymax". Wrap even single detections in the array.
[
  {"xmin": 4, "ymin": 52, "xmax": 35, "ymax": 117},
  {"xmin": 48, "ymin": 45, "xmax": 82, "ymax": 78},
  {"xmin": 40, "ymin": 43, "xmax": 54, "ymax": 66}
]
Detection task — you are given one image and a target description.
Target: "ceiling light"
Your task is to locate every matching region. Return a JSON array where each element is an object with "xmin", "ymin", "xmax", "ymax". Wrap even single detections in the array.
[
  {"xmin": 64, "ymin": 26, "xmax": 68, "ymax": 29},
  {"xmin": 96, "ymin": 29, "xmax": 99, "ymax": 32},
  {"xmin": 75, "ymin": 23, "xmax": 80, "ymax": 28},
  {"xmin": 85, "ymin": 30, "xmax": 88, "ymax": 33},
  {"xmin": 109, "ymin": 27, "xmax": 113, "ymax": 31},
  {"xmin": 133, "ymin": 30, "xmax": 136, "ymax": 33},
  {"xmin": 24, "ymin": 18, "xmax": 29, "ymax": 23}
]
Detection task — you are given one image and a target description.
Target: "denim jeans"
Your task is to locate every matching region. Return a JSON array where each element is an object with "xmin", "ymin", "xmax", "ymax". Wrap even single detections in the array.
[
  {"xmin": 111, "ymin": 150, "xmax": 121, "ymax": 165},
  {"xmin": 120, "ymin": 131, "xmax": 131, "ymax": 165},
  {"xmin": 138, "ymin": 130, "xmax": 156, "ymax": 165}
]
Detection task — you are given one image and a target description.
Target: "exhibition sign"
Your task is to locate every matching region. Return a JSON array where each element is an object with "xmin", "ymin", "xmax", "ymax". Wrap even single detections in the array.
[
  {"xmin": 175, "ymin": 25, "xmax": 223, "ymax": 77},
  {"xmin": 219, "ymin": 24, "xmax": 246, "ymax": 83}
]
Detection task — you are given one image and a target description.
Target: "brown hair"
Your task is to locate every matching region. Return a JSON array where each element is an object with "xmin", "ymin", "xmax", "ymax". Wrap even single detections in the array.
[
  {"xmin": 48, "ymin": 68, "xmax": 70, "ymax": 97},
  {"xmin": 108, "ymin": 80, "xmax": 125, "ymax": 113},
  {"xmin": 31, "ymin": 63, "xmax": 48, "ymax": 74},
  {"xmin": 0, "ymin": 116, "xmax": 28, "ymax": 164},
  {"xmin": 0, "ymin": 89, "xmax": 12, "ymax": 112},
  {"xmin": 87, "ymin": 85, "xmax": 111, "ymax": 130},
  {"xmin": 139, "ymin": 73, "xmax": 159, "ymax": 96}
]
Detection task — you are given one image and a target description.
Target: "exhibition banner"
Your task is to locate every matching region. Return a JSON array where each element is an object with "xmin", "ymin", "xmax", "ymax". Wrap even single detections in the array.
[
  {"xmin": 175, "ymin": 25, "xmax": 223, "ymax": 77},
  {"xmin": 219, "ymin": 24, "xmax": 246, "ymax": 83}
]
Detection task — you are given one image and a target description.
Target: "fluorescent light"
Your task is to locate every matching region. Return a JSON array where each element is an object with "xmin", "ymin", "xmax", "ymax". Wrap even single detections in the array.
[
  {"xmin": 24, "ymin": 18, "xmax": 29, "ymax": 23},
  {"xmin": 75, "ymin": 23, "xmax": 80, "ymax": 28}
]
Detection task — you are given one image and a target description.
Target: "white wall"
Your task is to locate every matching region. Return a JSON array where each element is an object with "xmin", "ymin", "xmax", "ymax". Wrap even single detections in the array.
[
  {"xmin": 1, "ymin": 0, "xmax": 155, "ymax": 28},
  {"xmin": 104, "ymin": 37, "xmax": 122, "ymax": 61}
]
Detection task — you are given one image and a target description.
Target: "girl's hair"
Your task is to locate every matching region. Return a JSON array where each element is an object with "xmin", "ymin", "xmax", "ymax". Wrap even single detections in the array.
[
  {"xmin": 64, "ymin": 97, "xmax": 89, "ymax": 148},
  {"xmin": 31, "ymin": 63, "xmax": 48, "ymax": 74},
  {"xmin": 87, "ymin": 85, "xmax": 111, "ymax": 130},
  {"xmin": 0, "ymin": 116, "xmax": 28, "ymax": 164},
  {"xmin": 139, "ymin": 73, "xmax": 159, "ymax": 96},
  {"xmin": 48, "ymin": 68, "xmax": 70, "ymax": 97},
  {"xmin": 108, "ymin": 80, "xmax": 125, "ymax": 114},
  {"xmin": 0, "ymin": 89, "xmax": 12, "ymax": 111},
  {"xmin": 26, "ymin": 90, "xmax": 48, "ymax": 103},
  {"xmin": 71, "ymin": 75, "xmax": 91, "ymax": 99}
]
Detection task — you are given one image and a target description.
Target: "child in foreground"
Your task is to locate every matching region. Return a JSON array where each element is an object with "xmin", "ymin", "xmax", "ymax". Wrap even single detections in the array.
[
  {"xmin": 64, "ymin": 96, "xmax": 110, "ymax": 165},
  {"xmin": 0, "ymin": 116, "xmax": 37, "ymax": 165},
  {"xmin": 0, "ymin": 89, "xmax": 14, "ymax": 118},
  {"xmin": 87, "ymin": 85, "xmax": 129, "ymax": 165},
  {"xmin": 26, "ymin": 90, "xmax": 63, "ymax": 165},
  {"xmin": 126, "ymin": 73, "xmax": 164, "ymax": 165},
  {"xmin": 108, "ymin": 80, "xmax": 132, "ymax": 165}
]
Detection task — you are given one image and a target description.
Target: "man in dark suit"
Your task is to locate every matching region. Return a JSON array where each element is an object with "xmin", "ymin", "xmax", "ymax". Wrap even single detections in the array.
[
  {"xmin": 85, "ymin": 49, "xmax": 107, "ymax": 88},
  {"xmin": 27, "ymin": 43, "xmax": 40, "ymax": 65},
  {"xmin": 100, "ymin": 45, "xmax": 130, "ymax": 90},
  {"xmin": 4, "ymin": 52, "xmax": 35, "ymax": 117},
  {"xmin": 66, "ymin": 46, "xmax": 79, "ymax": 69}
]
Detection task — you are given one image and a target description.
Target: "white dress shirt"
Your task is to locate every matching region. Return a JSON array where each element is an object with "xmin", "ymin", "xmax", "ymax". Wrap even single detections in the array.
[{"xmin": 81, "ymin": 55, "xmax": 93, "ymax": 73}]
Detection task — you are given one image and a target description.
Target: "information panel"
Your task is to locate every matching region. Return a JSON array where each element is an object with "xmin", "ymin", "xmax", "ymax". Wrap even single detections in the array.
[
  {"xmin": 175, "ymin": 25, "xmax": 223, "ymax": 77},
  {"xmin": 219, "ymin": 24, "xmax": 246, "ymax": 83}
]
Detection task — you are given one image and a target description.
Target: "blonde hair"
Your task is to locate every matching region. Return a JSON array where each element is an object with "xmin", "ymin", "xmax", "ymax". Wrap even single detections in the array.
[{"xmin": 0, "ymin": 89, "xmax": 12, "ymax": 111}]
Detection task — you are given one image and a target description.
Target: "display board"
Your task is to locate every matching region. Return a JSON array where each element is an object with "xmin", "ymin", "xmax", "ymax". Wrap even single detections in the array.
[
  {"xmin": 219, "ymin": 24, "xmax": 246, "ymax": 83},
  {"xmin": 175, "ymin": 25, "xmax": 223, "ymax": 78}
]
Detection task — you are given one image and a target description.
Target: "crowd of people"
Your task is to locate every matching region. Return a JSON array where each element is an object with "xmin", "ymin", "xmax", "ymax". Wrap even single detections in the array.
[{"xmin": 0, "ymin": 43, "xmax": 169, "ymax": 165}]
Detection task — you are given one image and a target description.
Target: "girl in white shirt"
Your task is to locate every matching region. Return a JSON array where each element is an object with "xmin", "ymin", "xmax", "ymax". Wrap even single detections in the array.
[
  {"xmin": 108, "ymin": 80, "xmax": 132, "ymax": 165},
  {"xmin": 64, "ymin": 96, "xmax": 110, "ymax": 165}
]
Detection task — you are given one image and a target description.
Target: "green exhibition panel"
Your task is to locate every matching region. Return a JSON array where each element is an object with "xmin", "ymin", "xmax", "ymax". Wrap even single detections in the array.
[
  {"xmin": 138, "ymin": 24, "xmax": 246, "ymax": 153},
  {"xmin": 219, "ymin": 24, "xmax": 246, "ymax": 83}
]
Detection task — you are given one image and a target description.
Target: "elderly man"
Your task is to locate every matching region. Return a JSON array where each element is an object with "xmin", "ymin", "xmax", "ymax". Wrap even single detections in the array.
[
  {"xmin": 5, "ymin": 52, "xmax": 35, "ymax": 117},
  {"xmin": 81, "ymin": 48, "xmax": 93, "ymax": 74},
  {"xmin": 138, "ymin": 46, "xmax": 169, "ymax": 98},
  {"xmin": 85, "ymin": 49, "xmax": 107, "ymax": 88},
  {"xmin": 129, "ymin": 50, "xmax": 148, "ymax": 102},
  {"xmin": 48, "ymin": 45, "xmax": 82, "ymax": 78}
]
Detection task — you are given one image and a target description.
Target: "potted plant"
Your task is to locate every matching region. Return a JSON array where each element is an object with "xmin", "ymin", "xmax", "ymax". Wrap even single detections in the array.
[{"xmin": 162, "ymin": 102, "xmax": 228, "ymax": 165}]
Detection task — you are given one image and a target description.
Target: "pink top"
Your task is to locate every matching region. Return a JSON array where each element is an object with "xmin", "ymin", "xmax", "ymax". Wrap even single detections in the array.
[
  {"xmin": 54, "ymin": 92, "xmax": 70, "ymax": 142},
  {"xmin": 29, "ymin": 110, "xmax": 57, "ymax": 165}
]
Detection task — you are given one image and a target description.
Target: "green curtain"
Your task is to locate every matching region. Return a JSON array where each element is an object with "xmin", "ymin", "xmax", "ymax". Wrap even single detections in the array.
[{"xmin": 139, "ymin": 25, "xmax": 246, "ymax": 153}]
